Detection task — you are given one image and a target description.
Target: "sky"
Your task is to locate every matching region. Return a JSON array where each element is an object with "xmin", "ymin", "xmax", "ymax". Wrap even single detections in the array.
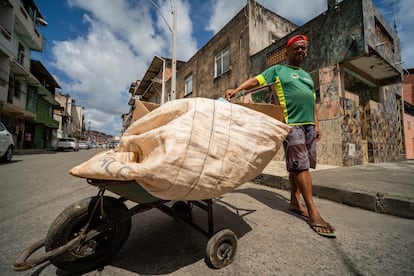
[{"xmin": 31, "ymin": 0, "xmax": 413, "ymax": 137}]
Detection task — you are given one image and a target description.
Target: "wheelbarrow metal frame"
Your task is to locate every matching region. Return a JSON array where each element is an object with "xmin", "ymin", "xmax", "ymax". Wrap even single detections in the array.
[{"xmin": 13, "ymin": 179, "xmax": 220, "ymax": 271}]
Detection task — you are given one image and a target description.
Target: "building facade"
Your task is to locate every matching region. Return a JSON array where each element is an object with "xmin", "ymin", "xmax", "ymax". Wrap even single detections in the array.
[
  {"xmin": 54, "ymin": 91, "xmax": 85, "ymax": 141},
  {"xmin": 250, "ymin": 0, "xmax": 403, "ymax": 165},
  {"xmin": 30, "ymin": 60, "xmax": 60, "ymax": 149},
  {"xmin": 173, "ymin": 0, "xmax": 297, "ymax": 100},
  {"xmin": 128, "ymin": 0, "xmax": 407, "ymax": 165},
  {"xmin": 0, "ymin": 0, "xmax": 62, "ymax": 149}
]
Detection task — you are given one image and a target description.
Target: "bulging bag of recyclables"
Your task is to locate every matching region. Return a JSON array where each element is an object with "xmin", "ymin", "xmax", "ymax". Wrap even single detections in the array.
[{"xmin": 69, "ymin": 98, "xmax": 290, "ymax": 200}]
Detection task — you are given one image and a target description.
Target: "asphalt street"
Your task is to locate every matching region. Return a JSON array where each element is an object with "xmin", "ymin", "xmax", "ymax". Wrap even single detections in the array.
[{"xmin": 0, "ymin": 149, "xmax": 413, "ymax": 275}]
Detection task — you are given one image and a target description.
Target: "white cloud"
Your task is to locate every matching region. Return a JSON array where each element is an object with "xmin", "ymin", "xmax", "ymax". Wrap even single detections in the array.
[
  {"xmin": 153, "ymin": 0, "xmax": 198, "ymax": 60},
  {"xmin": 363, "ymin": 0, "xmax": 413, "ymax": 69},
  {"xmin": 207, "ymin": 0, "xmax": 244, "ymax": 33},
  {"xmin": 51, "ymin": 16, "xmax": 143, "ymax": 134},
  {"xmin": 49, "ymin": 0, "xmax": 198, "ymax": 136}
]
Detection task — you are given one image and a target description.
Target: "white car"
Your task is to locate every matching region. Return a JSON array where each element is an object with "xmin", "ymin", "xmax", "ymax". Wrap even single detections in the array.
[
  {"xmin": 78, "ymin": 141, "xmax": 90, "ymax": 150},
  {"xmin": 0, "ymin": 122, "xmax": 14, "ymax": 162},
  {"xmin": 57, "ymin": 137, "xmax": 79, "ymax": 151}
]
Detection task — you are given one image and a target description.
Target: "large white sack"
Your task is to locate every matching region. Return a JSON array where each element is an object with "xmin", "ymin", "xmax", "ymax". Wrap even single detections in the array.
[{"xmin": 69, "ymin": 98, "xmax": 290, "ymax": 200}]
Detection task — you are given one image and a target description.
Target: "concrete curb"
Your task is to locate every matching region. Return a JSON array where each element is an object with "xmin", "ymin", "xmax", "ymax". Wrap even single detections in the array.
[
  {"xmin": 254, "ymin": 173, "xmax": 414, "ymax": 220},
  {"xmin": 14, "ymin": 149, "xmax": 58, "ymax": 155}
]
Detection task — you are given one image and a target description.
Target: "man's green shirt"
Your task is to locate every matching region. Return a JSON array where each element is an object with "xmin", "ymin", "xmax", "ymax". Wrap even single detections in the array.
[{"xmin": 255, "ymin": 64, "xmax": 315, "ymax": 126}]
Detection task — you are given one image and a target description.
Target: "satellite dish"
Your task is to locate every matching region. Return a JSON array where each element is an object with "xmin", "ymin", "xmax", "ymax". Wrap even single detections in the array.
[{"xmin": 36, "ymin": 17, "xmax": 48, "ymax": 26}]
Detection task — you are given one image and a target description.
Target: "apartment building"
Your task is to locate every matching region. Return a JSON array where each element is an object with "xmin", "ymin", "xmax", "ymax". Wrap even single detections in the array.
[
  {"xmin": 54, "ymin": 91, "xmax": 85, "ymax": 140},
  {"xmin": 0, "ymin": 0, "xmax": 60, "ymax": 149}
]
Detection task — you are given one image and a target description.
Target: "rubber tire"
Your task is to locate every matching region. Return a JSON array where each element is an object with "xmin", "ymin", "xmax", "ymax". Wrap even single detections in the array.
[
  {"xmin": 45, "ymin": 196, "xmax": 131, "ymax": 274},
  {"xmin": 1, "ymin": 146, "xmax": 13, "ymax": 162},
  {"xmin": 205, "ymin": 229, "xmax": 237, "ymax": 269}
]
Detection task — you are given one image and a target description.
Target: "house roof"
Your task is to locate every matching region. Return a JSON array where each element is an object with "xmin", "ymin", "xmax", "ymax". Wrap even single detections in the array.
[
  {"xmin": 30, "ymin": 60, "xmax": 61, "ymax": 89},
  {"xmin": 136, "ymin": 56, "xmax": 185, "ymax": 96}
]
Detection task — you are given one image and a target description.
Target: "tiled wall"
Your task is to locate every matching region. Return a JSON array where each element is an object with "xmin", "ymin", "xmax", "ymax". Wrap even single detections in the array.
[
  {"xmin": 317, "ymin": 66, "xmax": 344, "ymax": 165},
  {"xmin": 273, "ymin": 65, "xmax": 403, "ymax": 166},
  {"xmin": 341, "ymin": 95, "xmax": 363, "ymax": 166},
  {"xmin": 368, "ymin": 86, "xmax": 404, "ymax": 162}
]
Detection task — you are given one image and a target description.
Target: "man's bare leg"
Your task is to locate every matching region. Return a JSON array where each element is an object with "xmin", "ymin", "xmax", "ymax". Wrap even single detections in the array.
[
  {"xmin": 292, "ymin": 170, "xmax": 335, "ymax": 233},
  {"xmin": 288, "ymin": 173, "xmax": 309, "ymax": 217}
]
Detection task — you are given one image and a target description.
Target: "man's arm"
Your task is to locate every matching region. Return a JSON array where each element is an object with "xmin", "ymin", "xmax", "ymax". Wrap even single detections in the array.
[{"xmin": 225, "ymin": 77, "xmax": 259, "ymax": 99}]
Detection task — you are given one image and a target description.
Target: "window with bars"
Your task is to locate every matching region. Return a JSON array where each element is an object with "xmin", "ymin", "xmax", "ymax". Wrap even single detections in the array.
[
  {"xmin": 374, "ymin": 17, "xmax": 394, "ymax": 53},
  {"xmin": 215, "ymin": 47, "xmax": 230, "ymax": 77}
]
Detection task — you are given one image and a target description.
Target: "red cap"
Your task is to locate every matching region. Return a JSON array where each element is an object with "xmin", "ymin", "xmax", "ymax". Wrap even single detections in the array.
[{"xmin": 286, "ymin": 35, "xmax": 308, "ymax": 48}]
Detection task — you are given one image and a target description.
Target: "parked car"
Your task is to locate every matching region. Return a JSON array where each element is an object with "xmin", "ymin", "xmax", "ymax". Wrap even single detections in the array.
[
  {"xmin": 78, "ymin": 141, "xmax": 90, "ymax": 150},
  {"xmin": 108, "ymin": 140, "xmax": 120, "ymax": 149},
  {"xmin": 57, "ymin": 137, "xmax": 79, "ymax": 151},
  {"xmin": 0, "ymin": 122, "xmax": 14, "ymax": 162}
]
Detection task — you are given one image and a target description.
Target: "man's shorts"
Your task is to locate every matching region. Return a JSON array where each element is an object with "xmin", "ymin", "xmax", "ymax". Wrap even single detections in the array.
[{"xmin": 283, "ymin": 125, "xmax": 317, "ymax": 172}]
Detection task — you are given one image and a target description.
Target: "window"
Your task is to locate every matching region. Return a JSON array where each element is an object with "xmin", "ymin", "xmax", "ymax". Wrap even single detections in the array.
[
  {"xmin": 374, "ymin": 17, "xmax": 394, "ymax": 53},
  {"xmin": 215, "ymin": 47, "xmax": 230, "ymax": 77},
  {"xmin": 14, "ymin": 79, "xmax": 21, "ymax": 98},
  {"xmin": 185, "ymin": 74, "xmax": 192, "ymax": 96},
  {"xmin": 18, "ymin": 43, "xmax": 25, "ymax": 65},
  {"xmin": 26, "ymin": 86, "xmax": 38, "ymax": 112}
]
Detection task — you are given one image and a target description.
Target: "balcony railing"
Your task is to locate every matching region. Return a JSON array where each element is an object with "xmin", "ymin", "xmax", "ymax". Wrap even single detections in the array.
[
  {"xmin": 0, "ymin": 25, "xmax": 11, "ymax": 41},
  {"xmin": 14, "ymin": 5, "xmax": 43, "ymax": 51}
]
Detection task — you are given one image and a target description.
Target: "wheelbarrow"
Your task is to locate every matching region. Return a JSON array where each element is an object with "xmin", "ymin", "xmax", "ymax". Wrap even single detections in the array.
[
  {"xmin": 12, "ymin": 179, "xmax": 238, "ymax": 274},
  {"xmin": 12, "ymin": 96, "xmax": 290, "ymax": 274}
]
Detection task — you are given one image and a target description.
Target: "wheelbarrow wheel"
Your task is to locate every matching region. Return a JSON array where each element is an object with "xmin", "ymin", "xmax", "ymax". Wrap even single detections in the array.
[
  {"xmin": 205, "ymin": 229, "xmax": 237, "ymax": 269},
  {"xmin": 171, "ymin": 201, "xmax": 192, "ymax": 219},
  {"xmin": 45, "ymin": 196, "xmax": 131, "ymax": 274}
]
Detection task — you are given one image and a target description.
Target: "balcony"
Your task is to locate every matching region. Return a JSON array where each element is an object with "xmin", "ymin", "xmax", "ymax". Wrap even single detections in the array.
[
  {"xmin": 0, "ymin": 0, "xmax": 13, "ymax": 52},
  {"xmin": 0, "ymin": 24, "xmax": 12, "ymax": 48},
  {"xmin": 0, "ymin": 65, "xmax": 8, "ymax": 86},
  {"xmin": 10, "ymin": 59, "xmax": 40, "ymax": 86},
  {"xmin": 14, "ymin": 4, "xmax": 43, "ymax": 51},
  {"xmin": 128, "ymin": 95, "xmax": 136, "ymax": 105}
]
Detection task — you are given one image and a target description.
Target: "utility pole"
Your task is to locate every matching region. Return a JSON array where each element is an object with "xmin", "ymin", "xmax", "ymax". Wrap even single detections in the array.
[
  {"xmin": 88, "ymin": 121, "xmax": 91, "ymax": 139},
  {"xmin": 64, "ymin": 93, "xmax": 69, "ymax": 137},
  {"xmin": 171, "ymin": 4, "xmax": 177, "ymax": 100},
  {"xmin": 147, "ymin": 0, "xmax": 177, "ymax": 101}
]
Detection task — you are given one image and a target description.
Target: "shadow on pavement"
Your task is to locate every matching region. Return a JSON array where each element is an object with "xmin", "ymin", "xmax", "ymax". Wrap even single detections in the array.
[
  {"xmin": 109, "ymin": 201, "xmax": 252, "ymax": 275},
  {"xmin": 38, "ymin": 199, "xmax": 253, "ymax": 275},
  {"xmin": 0, "ymin": 159, "xmax": 22, "ymax": 165},
  {"xmin": 235, "ymin": 187, "xmax": 308, "ymax": 223}
]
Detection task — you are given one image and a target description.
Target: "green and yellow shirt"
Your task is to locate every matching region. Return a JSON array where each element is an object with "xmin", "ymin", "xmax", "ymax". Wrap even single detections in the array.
[{"xmin": 255, "ymin": 64, "xmax": 315, "ymax": 126}]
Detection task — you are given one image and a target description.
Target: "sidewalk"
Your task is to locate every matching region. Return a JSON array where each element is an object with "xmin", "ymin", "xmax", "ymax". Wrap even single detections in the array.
[{"xmin": 255, "ymin": 159, "xmax": 414, "ymax": 219}]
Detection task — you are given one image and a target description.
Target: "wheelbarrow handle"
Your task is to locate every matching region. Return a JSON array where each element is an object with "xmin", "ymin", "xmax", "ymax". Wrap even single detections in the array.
[
  {"xmin": 12, "ymin": 199, "xmax": 164, "ymax": 271},
  {"xmin": 12, "ymin": 234, "xmax": 86, "ymax": 271}
]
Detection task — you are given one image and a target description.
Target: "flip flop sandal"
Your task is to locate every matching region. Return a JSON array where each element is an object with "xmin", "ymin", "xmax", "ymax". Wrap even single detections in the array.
[{"xmin": 309, "ymin": 222, "xmax": 336, "ymax": 238}]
